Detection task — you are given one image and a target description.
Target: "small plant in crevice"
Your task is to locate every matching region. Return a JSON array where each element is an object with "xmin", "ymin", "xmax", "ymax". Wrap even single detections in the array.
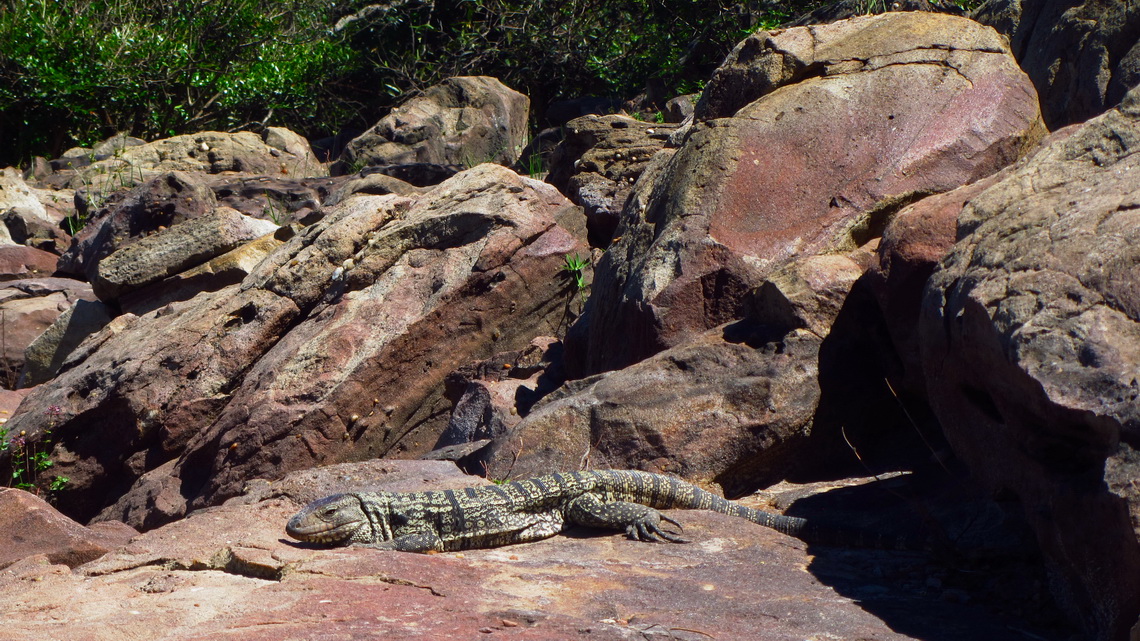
[
  {"xmin": 561, "ymin": 253, "xmax": 590, "ymax": 303},
  {"xmin": 1, "ymin": 404, "xmax": 69, "ymax": 497}
]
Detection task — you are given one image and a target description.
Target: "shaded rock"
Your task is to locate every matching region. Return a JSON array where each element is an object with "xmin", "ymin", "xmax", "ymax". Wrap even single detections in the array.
[
  {"xmin": 0, "ymin": 167, "xmax": 71, "ymax": 252},
  {"xmin": 432, "ymin": 337, "xmax": 563, "ymax": 467},
  {"xmin": 357, "ymin": 162, "xmax": 464, "ymax": 187},
  {"xmin": 208, "ymin": 174, "xmax": 345, "ymax": 224},
  {"xmin": 547, "ymin": 114, "xmax": 678, "ymax": 247},
  {"xmin": 57, "ymin": 170, "xmax": 218, "ymax": 280},
  {"xmin": 0, "ymin": 488, "xmax": 137, "ymax": 569},
  {"xmin": 90, "ymin": 206, "xmax": 279, "ymax": 302},
  {"xmin": 749, "ymin": 254, "xmax": 864, "ymax": 339},
  {"xmin": 18, "ymin": 299, "xmax": 115, "ymax": 388},
  {"xmin": 663, "ymin": 94, "xmax": 696, "ymax": 123},
  {"xmin": 323, "ymin": 172, "xmax": 424, "ymax": 208},
  {"xmin": 919, "ymin": 87, "xmax": 1140, "ymax": 641},
  {"xmin": 0, "ymin": 245, "xmax": 58, "ymax": 281},
  {"xmin": 974, "ymin": 0, "xmax": 1140, "ymax": 129},
  {"xmin": 570, "ymin": 12, "xmax": 1044, "ymax": 376},
  {"xmin": 5, "ymin": 164, "xmax": 586, "ymax": 528},
  {"xmin": 0, "ymin": 278, "xmax": 96, "ymax": 389},
  {"xmin": 483, "ymin": 323, "xmax": 823, "ymax": 497},
  {"xmin": 1, "ymin": 460, "xmax": 1056, "ymax": 641},
  {"xmin": 338, "ymin": 76, "xmax": 530, "ymax": 174}
]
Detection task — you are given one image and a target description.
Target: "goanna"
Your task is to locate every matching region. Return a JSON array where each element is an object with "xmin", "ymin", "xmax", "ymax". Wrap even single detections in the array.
[{"xmin": 286, "ymin": 469, "xmax": 923, "ymax": 553}]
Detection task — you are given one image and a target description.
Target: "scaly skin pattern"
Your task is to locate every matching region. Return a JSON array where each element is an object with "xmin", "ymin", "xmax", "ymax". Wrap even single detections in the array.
[{"xmin": 283, "ymin": 469, "xmax": 900, "ymax": 553}]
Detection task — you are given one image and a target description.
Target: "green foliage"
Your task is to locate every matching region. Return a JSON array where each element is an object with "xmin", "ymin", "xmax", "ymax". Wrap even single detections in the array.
[
  {"xmin": 0, "ymin": 404, "xmax": 67, "ymax": 497},
  {"xmin": 562, "ymin": 252, "xmax": 590, "ymax": 302},
  {"xmin": 0, "ymin": 0, "xmax": 359, "ymax": 164},
  {"xmin": 0, "ymin": 0, "xmax": 830, "ymax": 166}
]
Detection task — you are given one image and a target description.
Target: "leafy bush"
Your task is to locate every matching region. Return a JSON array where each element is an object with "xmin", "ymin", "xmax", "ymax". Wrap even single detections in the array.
[
  {"xmin": 0, "ymin": 0, "xmax": 829, "ymax": 166},
  {"xmin": 0, "ymin": 0, "xmax": 359, "ymax": 164}
]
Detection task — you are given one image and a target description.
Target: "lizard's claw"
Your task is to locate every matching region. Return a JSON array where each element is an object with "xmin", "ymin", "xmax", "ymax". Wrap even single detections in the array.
[{"xmin": 626, "ymin": 514, "xmax": 688, "ymax": 544}]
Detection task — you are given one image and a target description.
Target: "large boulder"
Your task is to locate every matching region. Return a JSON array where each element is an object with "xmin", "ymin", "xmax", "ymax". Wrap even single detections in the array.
[
  {"xmin": 3, "ymin": 164, "xmax": 586, "ymax": 529},
  {"xmin": 337, "ymin": 76, "xmax": 530, "ymax": 173},
  {"xmin": 919, "ymin": 87, "xmax": 1140, "ymax": 641},
  {"xmin": 49, "ymin": 128, "xmax": 327, "ymax": 194},
  {"xmin": 568, "ymin": 12, "xmax": 1044, "ymax": 375},
  {"xmin": 974, "ymin": 0, "xmax": 1140, "ymax": 129},
  {"xmin": 480, "ymin": 254, "xmax": 864, "ymax": 496}
]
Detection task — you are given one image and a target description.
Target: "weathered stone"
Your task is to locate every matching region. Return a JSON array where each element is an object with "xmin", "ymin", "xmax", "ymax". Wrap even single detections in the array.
[
  {"xmin": 919, "ymin": 87, "xmax": 1140, "ymax": 641},
  {"xmin": 0, "ymin": 245, "xmax": 58, "ymax": 281},
  {"xmin": 4, "ymin": 164, "xmax": 586, "ymax": 528},
  {"xmin": 117, "ymin": 227, "xmax": 293, "ymax": 316},
  {"xmin": 57, "ymin": 171, "xmax": 218, "ymax": 279},
  {"xmin": 208, "ymin": 174, "xmax": 345, "ymax": 224},
  {"xmin": 0, "ymin": 278, "xmax": 96, "ymax": 389},
  {"xmin": 56, "ymin": 129, "xmax": 328, "ymax": 194},
  {"xmin": 569, "ymin": 12, "xmax": 1044, "ymax": 376},
  {"xmin": 0, "ymin": 489, "xmax": 136, "ymax": 569},
  {"xmin": 338, "ymin": 76, "xmax": 530, "ymax": 173},
  {"xmin": 974, "ymin": 0, "xmax": 1140, "ymax": 129},
  {"xmin": 547, "ymin": 114, "xmax": 678, "ymax": 246},
  {"xmin": 90, "ymin": 206, "xmax": 279, "ymax": 301},
  {"xmin": 483, "ymin": 322, "xmax": 824, "ymax": 498},
  {"xmin": 18, "ymin": 299, "xmax": 114, "ymax": 388}
]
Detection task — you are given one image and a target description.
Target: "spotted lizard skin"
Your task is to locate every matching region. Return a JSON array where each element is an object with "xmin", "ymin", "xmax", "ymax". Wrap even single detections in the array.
[{"xmin": 285, "ymin": 469, "xmax": 916, "ymax": 553}]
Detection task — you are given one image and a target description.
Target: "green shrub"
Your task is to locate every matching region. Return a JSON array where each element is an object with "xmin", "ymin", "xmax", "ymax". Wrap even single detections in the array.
[{"xmin": 0, "ymin": 0, "xmax": 359, "ymax": 164}]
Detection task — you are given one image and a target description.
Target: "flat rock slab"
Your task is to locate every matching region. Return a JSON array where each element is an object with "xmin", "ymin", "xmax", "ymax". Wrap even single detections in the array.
[{"xmin": 0, "ymin": 463, "xmax": 1047, "ymax": 641}]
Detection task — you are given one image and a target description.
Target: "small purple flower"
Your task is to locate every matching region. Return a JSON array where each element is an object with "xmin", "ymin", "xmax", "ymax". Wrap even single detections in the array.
[
  {"xmin": 45, "ymin": 405, "xmax": 63, "ymax": 417},
  {"xmin": 11, "ymin": 436, "xmax": 25, "ymax": 449}
]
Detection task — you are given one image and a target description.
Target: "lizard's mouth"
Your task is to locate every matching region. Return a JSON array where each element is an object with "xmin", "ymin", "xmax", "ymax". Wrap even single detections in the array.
[{"xmin": 286, "ymin": 515, "xmax": 365, "ymax": 544}]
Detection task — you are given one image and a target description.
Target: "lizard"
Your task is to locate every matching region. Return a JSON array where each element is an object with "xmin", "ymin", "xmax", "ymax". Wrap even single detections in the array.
[{"xmin": 285, "ymin": 469, "xmax": 929, "ymax": 553}]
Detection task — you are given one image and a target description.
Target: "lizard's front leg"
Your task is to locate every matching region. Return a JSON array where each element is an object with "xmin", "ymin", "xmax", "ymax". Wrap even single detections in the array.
[
  {"xmin": 358, "ymin": 530, "xmax": 444, "ymax": 553},
  {"xmin": 565, "ymin": 493, "xmax": 687, "ymax": 543}
]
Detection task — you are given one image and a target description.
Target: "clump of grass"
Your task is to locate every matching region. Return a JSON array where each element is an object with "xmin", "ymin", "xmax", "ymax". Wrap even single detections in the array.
[{"xmin": 0, "ymin": 404, "xmax": 69, "ymax": 497}]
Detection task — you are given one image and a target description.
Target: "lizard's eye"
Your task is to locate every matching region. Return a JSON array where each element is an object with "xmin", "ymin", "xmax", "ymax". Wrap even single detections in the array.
[{"xmin": 322, "ymin": 507, "xmax": 337, "ymax": 518}]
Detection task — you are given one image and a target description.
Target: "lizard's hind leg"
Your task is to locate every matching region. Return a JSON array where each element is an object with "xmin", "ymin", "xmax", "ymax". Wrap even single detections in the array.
[{"xmin": 566, "ymin": 494, "xmax": 688, "ymax": 543}]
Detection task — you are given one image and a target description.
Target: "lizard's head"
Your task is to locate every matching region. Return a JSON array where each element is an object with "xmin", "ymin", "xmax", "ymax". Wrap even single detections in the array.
[{"xmin": 286, "ymin": 493, "xmax": 373, "ymax": 546}]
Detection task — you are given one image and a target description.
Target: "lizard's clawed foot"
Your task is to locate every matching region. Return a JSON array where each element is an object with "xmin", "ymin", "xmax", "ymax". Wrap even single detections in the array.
[{"xmin": 626, "ymin": 514, "xmax": 688, "ymax": 543}]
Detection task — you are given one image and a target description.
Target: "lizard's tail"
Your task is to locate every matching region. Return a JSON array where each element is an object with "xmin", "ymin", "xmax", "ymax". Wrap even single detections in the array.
[{"xmin": 594, "ymin": 470, "xmax": 933, "ymax": 551}]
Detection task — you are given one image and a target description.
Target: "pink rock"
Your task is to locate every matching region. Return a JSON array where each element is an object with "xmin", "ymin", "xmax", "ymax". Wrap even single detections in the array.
[{"xmin": 0, "ymin": 489, "xmax": 136, "ymax": 569}]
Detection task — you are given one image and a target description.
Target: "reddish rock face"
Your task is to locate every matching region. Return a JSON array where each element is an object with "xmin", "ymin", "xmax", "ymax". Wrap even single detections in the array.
[
  {"xmin": 0, "ymin": 489, "xmax": 136, "ymax": 569},
  {"xmin": 920, "ymin": 88, "xmax": 1140, "ymax": 641},
  {"xmin": 0, "ymin": 461, "xmax": 1057, "ymax": 641},
  {"xmin": 4, "ymin": 164, "xmax": 587, "ymax": 528},
  {"xmin": 570, "ymin": 12, "xmax": 1044, "ymax": 376}
]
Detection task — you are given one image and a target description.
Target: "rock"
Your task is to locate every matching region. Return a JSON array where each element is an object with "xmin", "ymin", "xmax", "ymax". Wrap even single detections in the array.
[
  {"xmin": 53, "ymin": 129, "xmax": 328, "ymax": 194},
  {"xmin": 4, "ymin": 164, "xmax": 586, "ymax": 528},
  {"xmin": 323, "ymin": 172, "xmax": 424, "ymax": 208},
  {"xmin": 919, "ymin": 87, "xmax": 1140, "ymax": 641},
  {"xmin": 208, "ymin": 174, "xmax": 345, "ymax": 224},
  {"xmin": 0, "ymin": 278, "xmax": 96, "ymax": 389},
  {"xmin": 974, "ymin": 0, "xmax": 1140, "ymax": 129},
  {"xmin": 90, "ymin": 206, "xmax": 279, "ymax": 302},
  {"xmin": 0, "ymin": 460, "xmax": 1053, "ymax": 641},
  {"xmin": 663, "ymin": 94, "xmax": 696, "ymax": 123},
  {"xmin": 117, "ymin": 227, "xmax": 293, "ymax": 316},
  {"xmin": 546, "ymin": 114, "xmax": 678, "ymax": 247},
  {"xmin": 483, "ymin": 323, "xmax": 824, "ymax": 496},
  {"xmin": 432, "ymin": 337, "xmax": 563, "ymax": 466},
  {"xmin": 357, "ymin": 162, "xmax": 462, "ymax": 187},
  {"xmin": 90, "ymin": 133, "xmax": 146, "ymax": 158},
  {"xmin": 0, "ymin": 245, "xmax": 58, "ymax": 281},
  {"xmin": 18, "ymin": 299, "xmax": 115, "ymax": 387},
  {"xmin": 0, "ymin": 489, "xmax": 137, "ymax": 569},
  {"xmin": 337, "ymin": 76, "xmax": 529, "ymax": 173},
  {"xmin": 57, "ymin": 170, "xmax": 218, "ymax": 279},
  {"xmin": 569, "ymin": 12, "xmax": 1044, "ymax": 376}
]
